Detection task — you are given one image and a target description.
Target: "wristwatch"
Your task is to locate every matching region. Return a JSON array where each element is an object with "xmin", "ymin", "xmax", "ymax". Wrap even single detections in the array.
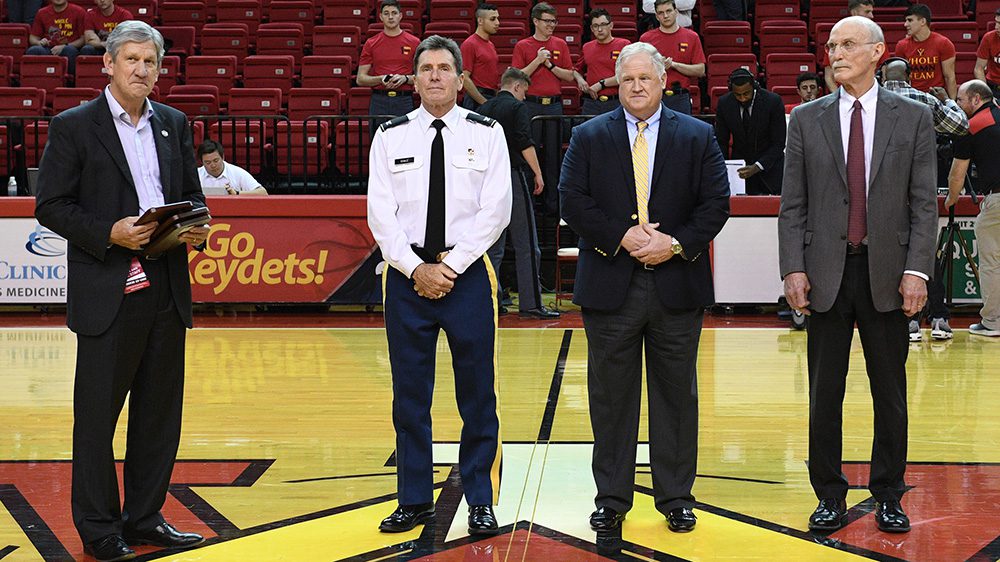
[
  {"xmin": 599, "ymin": 78, "xmax": 606, "ymax": 88},
  {"xmin": 544, "ymin": 60, "xmax": 554, "ymax": 70},
  {"xmin": 671, "ymin": 237, "xmax": 684, "ymax": 256}
]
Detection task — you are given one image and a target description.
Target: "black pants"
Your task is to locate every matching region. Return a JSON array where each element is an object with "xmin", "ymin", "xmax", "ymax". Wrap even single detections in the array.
[
  {"xmin": 72, "ymin": 257, "xmax": 187, "ymax": 544},
  {"xmin": 583, "ymin": 268, "xmax": 703, "ymax": 515},
  {"xmin": 807, "ymin": 254, "xmax": 909, "ymax": 503}
]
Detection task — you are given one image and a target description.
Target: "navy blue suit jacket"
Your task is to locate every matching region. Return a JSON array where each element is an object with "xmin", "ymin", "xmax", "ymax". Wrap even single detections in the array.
[{"xmin": 558, "ymin": 104, "xmax": 731, "ymax": 311}]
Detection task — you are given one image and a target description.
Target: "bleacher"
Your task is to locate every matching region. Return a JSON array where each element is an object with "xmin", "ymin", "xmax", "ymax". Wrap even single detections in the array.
[{"xmin": 0, "ymin": 0, "xmax": 992, "ymax": 193}]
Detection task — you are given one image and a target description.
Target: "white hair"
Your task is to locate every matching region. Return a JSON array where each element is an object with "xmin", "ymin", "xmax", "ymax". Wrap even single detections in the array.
[
  {"xmin": 615, "ymin": 42, "xmax": 666, "ymax": 82},
  {"xmin": 832, "ymin": 15, "xmax": 885, "ymax": 44}
]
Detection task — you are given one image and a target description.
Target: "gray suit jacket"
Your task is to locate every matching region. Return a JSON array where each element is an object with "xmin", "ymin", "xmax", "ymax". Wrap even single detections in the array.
[{"xmin": 778, "ymin": 87, "xmax": 938, "ymax": 313}]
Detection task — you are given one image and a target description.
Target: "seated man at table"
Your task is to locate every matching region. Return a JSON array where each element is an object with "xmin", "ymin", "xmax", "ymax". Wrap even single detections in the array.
[{"xmin": 197, "ymin": 140, "xmax": 267, "ymax": 195}]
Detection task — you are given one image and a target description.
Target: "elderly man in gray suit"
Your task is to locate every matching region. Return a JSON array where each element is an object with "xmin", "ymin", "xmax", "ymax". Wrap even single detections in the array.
[{"xmin": 779, "ymin": 16, "xmax": 938, "ymax": 534}]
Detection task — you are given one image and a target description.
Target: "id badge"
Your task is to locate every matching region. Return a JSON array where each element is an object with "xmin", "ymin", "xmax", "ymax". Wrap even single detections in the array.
[{"xmin": 124, "ymin": 257, "xmax": 151, "ymax": 294}]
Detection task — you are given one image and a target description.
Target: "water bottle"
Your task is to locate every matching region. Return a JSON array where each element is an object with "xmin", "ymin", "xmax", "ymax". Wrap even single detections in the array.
[{"xmin": 6, "ymin": 176, "xmax": 16, "ymax": 197}]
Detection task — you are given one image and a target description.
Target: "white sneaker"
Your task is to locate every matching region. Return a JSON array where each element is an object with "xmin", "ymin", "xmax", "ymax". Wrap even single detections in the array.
[
  {"xmin": 908, "ymin": 319, "xmax": 922, "ymax": 342},
  {"xmin": 930, "ymin": 318, "xmax": 953, "ymax": 340},
  {"xmin": 969, "ymin": 323, "xmax": 1000, "ymax": 337}
]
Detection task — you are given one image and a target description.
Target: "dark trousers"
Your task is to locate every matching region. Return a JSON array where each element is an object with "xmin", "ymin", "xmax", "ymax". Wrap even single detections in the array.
[
  {"xmin": 712, "ymin": 0, "xmax": 745, "ymax": 20},
  {"xmin": 524, "ymin": 99, "xmax": 563, "ymax": 213},
  {"xmin": 6, "ymin": 0, "xmax": 42, "ymax": 24},
  {"xmin": 581, "ymin": 97, "xmax": 621, "ymax": 116},
  {"xmin": 487, "ymin": 166, "xmax": 543, "ymax": 311},
  {"xmin": 369, "ymin": 92, "xmax": 415, "ymax": 130},
  {"xmin": 582, "ymin": 268, "xmax": 702, "ymax": 515},
  {"xmin": 807, "ymin": 254, "xmax": 909, "ymax": 503},
  {"xmin": 72, "ymin": 257, "xmax": 186, "ymax": 544},
  {"xmin": 383, "ymin": 258, "xmax": 502, "ymax": 506},
  {"xmin": 26, "ymin": 44, "xmax": 80, "ymax": 74},
  {"xmin": 461, "ymin": 92, "xmax": 495, "ymax": 112}
]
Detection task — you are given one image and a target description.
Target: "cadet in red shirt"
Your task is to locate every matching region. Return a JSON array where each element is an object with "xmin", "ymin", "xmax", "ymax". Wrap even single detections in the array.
[
  {"xmin": 574, "ymin": 9, "xmax": 631, "ymax": 115},
  {"xmin": 358, "ymin": 0, "xmax": 421, "ymax": 119},
  {"xmin": 895, "ymin": 4, "xmax": 957, "ymax": 98},
  {"xmin": 639, "ymin": 0, "xmax": 705, "ymax": 113},
  {"xmin": 823, "ymin": 0, "xmax": 886, "ymax": 92},
  {"xmin": 460, "ymin": 3, "xmax": 501, "ymax": 110},
  {"xmin": 512, "ymin": 1, "xmax": 576, "ymax": 210},
  {"xmin": 81, "ymin": 0, "xmax": 132, "ymax": 55},
  {"xmin": 27, "ymin": 0, "xmax": 87, "ymax": 73},
  {"xmin": 974, "ymin": 8, "xmax": 1000, "ymax": 97}
]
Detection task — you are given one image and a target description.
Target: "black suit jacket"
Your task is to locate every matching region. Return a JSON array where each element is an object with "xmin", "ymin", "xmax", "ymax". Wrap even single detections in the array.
[
  {"xmin": 559, "ymin": 104, "xmax": 731, "ymax": 311},
  {"xmin": 715, "ymin": 88, "xmax": 786, "ymax": 195},
  {"xmin": 35, "ymin": 92, "xmax": 205, "ymax": 336}
]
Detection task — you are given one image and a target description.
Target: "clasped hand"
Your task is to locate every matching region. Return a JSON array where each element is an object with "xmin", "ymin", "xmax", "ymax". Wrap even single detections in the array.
[
  {"xmin": 622, "ymin": 223, "xmax": 674, "ymax": 266},
  {"xmin": 412, "ymin": 263, "xmax": 457, "ymax": 300}
]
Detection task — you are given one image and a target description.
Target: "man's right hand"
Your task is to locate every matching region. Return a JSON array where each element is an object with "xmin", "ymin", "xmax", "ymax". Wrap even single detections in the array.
[
  {"xmin": 783, "ymin": 271, "xmax": 812, "ymax": 315},
  {"xmin": 109, "ymin": 216, "xmax": 158, "ymax": 250},
  {"xmin": 412, "ymin": 263, "xmax": 457, "ymax": 299},
  {"xmin": 620, "ymin": 223, "xmax": 655, "ymax": 253},
  {"xmin": 534, "ymin": 47, "xmax": 551, "ymax": 64}
]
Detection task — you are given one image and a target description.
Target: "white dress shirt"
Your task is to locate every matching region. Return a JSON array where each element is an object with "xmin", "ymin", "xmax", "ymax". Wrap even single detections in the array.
[
  {"xmin": 105, "ymin": 86, "xmax": 163, "ymax": 214},
  {"xmin": 367, "ymin": 104, "xmax": 512, "ymax": 278},
  {"xmin": 198, "ymin": 161, "xmax": 261, "ymax": 192}
]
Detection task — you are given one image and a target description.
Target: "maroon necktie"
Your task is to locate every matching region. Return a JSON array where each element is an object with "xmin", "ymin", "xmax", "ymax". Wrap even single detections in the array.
[{"xmin": 847, "ymin": 99, "xmax": 867, "ymax": 246}]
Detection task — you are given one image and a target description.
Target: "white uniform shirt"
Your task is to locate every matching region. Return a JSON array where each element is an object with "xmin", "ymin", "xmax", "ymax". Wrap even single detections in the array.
[
  {"xmin": 367, "ymin": 104, "xmax": 512, "ymax": 278},
  {"xmin": 198, "ymin": 161, "xmax": 261, "ymax": 192}
]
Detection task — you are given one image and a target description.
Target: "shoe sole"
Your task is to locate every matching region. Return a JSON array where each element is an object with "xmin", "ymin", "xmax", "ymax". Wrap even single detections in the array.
[
  {"xmin": 667, "ymin": 524, "xmax": 696, "ymax": 533},
  {"xmin": 877, "ymin": 523, "xmax": 911, "ymax": 533},
  {"xmin": 808, "ymin": 516, "xmax": 848, "ymax": 531},
  {"xmin": 468, "ymin": 526, "xmax": 501, "ymax": 536},
  {"xmin": 931, "ymin": 332, "xmax": 953, "ymax": 340},
  {"xmin": 379, "ymin": 513, "xmax": 435, "ymax": 533},
  {"xmin": 125, "ymin": 537, "xmax": 205, "ymax": 549},
  {"xmin": 970, "ymin": 331, "xmax": 1000, "ymax": 337},
  {"xmin": 84, "ymin": 553, "xmax": 136, "ymax": 562},
  {"xmin": 908, "ymin": 334, "xmax": 922, "ymax": 342}
]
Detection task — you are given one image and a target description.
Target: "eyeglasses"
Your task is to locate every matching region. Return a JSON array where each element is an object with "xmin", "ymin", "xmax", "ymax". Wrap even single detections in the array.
[
  {"xmin": 824, "ymin": 40, "xmax": 877, "ymax": 54},
  {"xmin": 591, "ymin": 22, "xmax": 611, "ymax": 28},
  {"xmin": 536, "ymin": 17, "xmax": 558, "ymax": 25}
]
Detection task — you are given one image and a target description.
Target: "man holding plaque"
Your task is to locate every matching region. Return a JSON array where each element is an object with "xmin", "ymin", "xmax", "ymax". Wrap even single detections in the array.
[{"xmin": 35, "ymin": 20, "xmax": 209, "ymax": 562}]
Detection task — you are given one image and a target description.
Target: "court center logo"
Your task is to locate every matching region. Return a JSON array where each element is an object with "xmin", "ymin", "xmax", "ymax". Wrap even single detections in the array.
[{"xmin": 24, "ymin": 225, "xmax": 65, "ymax": 258}]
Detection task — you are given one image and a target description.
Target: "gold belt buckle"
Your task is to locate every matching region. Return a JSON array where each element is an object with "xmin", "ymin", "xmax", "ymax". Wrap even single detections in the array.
[
  {"xmin": 387, "ymin": 91, "xmax": 397, "ymax": 97},
  {"xmin": 598, "ymin": 95, "xmax": 609, "ymax": 102},
  {"xmin": 541, "ymin": 97, "xmax": 551, "ymax": 105},
  {"xmin": 436, "ymin": 251, "xmax": 449, "ymax": 262}
]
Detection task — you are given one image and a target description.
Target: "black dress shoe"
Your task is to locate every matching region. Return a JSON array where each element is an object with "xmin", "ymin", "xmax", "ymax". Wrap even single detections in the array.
[
  {"xmin": 667, "ymin": 507, "xmax": 697, "ymax": 532},
  {"xmin": 84, "ymin": 535, "xmax": 135, "ymax": 561},
  {"xmin": 589, "ymin": 506, "xmax": 626, "ymax": 530},
  {"xmin": 468, "ymin": 504, "xmax": 499, "ymax": 535},
  {"xmin": 519, "ymin": 306, "xmax": 560, "ymax": 319},
  {"xmin": 379, "ymin": 503, "xmax": 435, "ymax": 533},
  {"xmin": 808, "ymin": 498, "xmax": 848, "ymax": 531},
  {"xmin": 123, "ymin": 522, "xmax": 204, "ymax": 548},
  {"xmin": 875, "ymin": 499, "xmax": 910, "ymax": 533}
]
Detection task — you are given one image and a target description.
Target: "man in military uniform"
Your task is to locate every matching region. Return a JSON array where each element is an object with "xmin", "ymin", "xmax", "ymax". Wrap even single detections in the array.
[{"xmin": 367, "ymin": 34, "xmax": 512, "ymax": 537}]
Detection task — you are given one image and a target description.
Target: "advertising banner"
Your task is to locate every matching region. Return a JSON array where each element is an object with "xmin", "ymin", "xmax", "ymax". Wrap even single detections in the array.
[{"xmin": 0, "ymin": 219, "xmax": 67, "ymax": 303}]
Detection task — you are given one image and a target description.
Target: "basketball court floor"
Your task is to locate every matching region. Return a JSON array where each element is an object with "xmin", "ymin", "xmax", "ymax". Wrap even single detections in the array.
[{"xmin": 1, "ymin": 313, "xmax": 998, "ymax": 561}]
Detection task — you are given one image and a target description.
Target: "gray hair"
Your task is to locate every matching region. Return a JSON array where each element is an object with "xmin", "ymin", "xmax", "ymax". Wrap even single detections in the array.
[
  {"xmin": 964, "ymin": 79, "xmax": 994, "ymax": 103},
  {"xmin": 615, "ymin": 42, "xmax": 666, "ymax": 82},
  {"xmin": 106, "ymin": 20, "xmax": 165, "ymax": 66},
  {"xmin": 832, "ymin": 15, "xmax": 885, "ymax": 44},
  {"xmin": 413, "ymin": 35, "xmax": 463, "ymax": 76}
]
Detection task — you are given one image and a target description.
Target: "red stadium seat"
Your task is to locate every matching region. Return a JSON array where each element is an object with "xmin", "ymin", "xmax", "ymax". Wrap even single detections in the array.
[
  {"xmin": 753, "ymin": 1, "xmax": 801, "ymax": 34},
  {"xmin": 216, "ymin": 0, "xmax": 264, "ymax": 38},
  {"xmin": 313, "ymin": 25, "xmax": 363, "ymax": 59},
  {"xmin": 165, "ymin": 93, "xmax": 221, "ymax": 117},
  {"xmin": 228, "ymin": 88, "xmax": 283, "ymax": 116},
  {"xmin": 334, "ymin": 120, "xmax": 371, "ymax": 176},
  {"xmin": 935, "ymin": 22, "xmax": 979, "ymax": 52},
  {"xmin": 707, "ymin": 54, "xmax": 758, "ymax": 91},
  {"xmin": 589, "ymin": 0, "xmax": 638, "ymax": 21},
  {"xmin": 0, "ymin": 24, "xmax": 30, "ymax": 73},
  {"xmin": 0, "ymin": 55, "xmax": 13, "ymax": 86},
  {"xmin": 158, "ymin": 2, "xmax": 207, "ymax": 38},
  {"xmin": 955, "ymin": 51, "xmax": 977, "ymax": 82},
  {"xmin": 52, "ymin": 87, "xmax": 100, "ymax": 114},
  {"xmin": 157, "ymin": 25, "xmax": 198, "ymax": 57},
  {"xmin": 157, "ymin": 56, "xmax": 183, "ymax": 93},
  {"xmin": 19, "ymin": 56, "xmax": 67, "ymax": 93},
  {"xmin": 322, "ymin": 2, "xmax": 369, "ymax": 27},
  {"xmin": 765, "ymin": 54, "xmax": 817, "ymax": 89},
  {"xmin": 117, "ymin": 0, "xmax": 156, "ymax": 23},
  {"xmin": 422, "ymin": 22, "xmax": 472, "ymax": 43},
  {"xmin": 702, "ymin": 20, "xmax": 751, "ymax": 56},
  {"xmin": 74, "ymin": 55, "xmax": 109, "ymax": 90},
  {"xmin": 21, "ymin": 120, "xmax": 48, "ymax": 167},
  {"xmin": 300, "ymin": 55, "xmax": 354, "ymax": 90},
  {"xmin": 0, "ymin": 87, "xmax": 45, "ymax": 116},
  {"xmin": 0, "ymin": 125, "xmax": 9, "ymax": 175},
  {"xmin": 185, "ymin": 56, "xmax": 239, "ymax": 103},
  {"xmin": 493, "ymin": 0, "xmax": 531, "ymax": 20},
  {"xmin": 347, "ymin": 87, "xmax": 373, "ymax": 116},
  {"xmin": 256, "ymin": 24, "xmax": 306, "ymax": 68},
  {"xmin": 288, "ymin": 88, "xmax": 343, "ymax": 120},
  {"xmin": 275, "ymin": 120, "xmax": 331, "ymax": 175},
  {"xmin": 268, "ymin": 1, "xmax": 315, "ymax": 40},
  {"xmin": 200, "ymin": 24, "xmax": 250, "ymax": 61},
  {"xmin": 772, "ymin": 85, "xmax": 800, "ymax": 106},
  {"xmin": 492, "ymin": 29, "xmax": 523, "ymax": 56},
  {"xmin": 429, "ymin": 0, "xmax": 477, "ymax": 21},
  {"xmin": 208, "ymin": 120, "xmax": 267, "ymax": 173},
  {"xmin": 242, "ymin": 55, "xmax": 296, "ymax": 95},
  {"xmin": 758, "ymin": 20, "xmax": 808, "ymax": 59},
  {"xmin": 562, "ymin": 24, "xmax": 584, "ymax": 56}
]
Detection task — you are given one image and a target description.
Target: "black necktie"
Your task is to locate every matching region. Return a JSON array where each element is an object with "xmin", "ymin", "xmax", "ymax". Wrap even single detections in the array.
[
  {"xmin": 425, "ymin": 119, "xmax": 446, "ymax": 256},
  {"xmin": 741, "ymin": 104, "xmax": 751, "ymax": 131}
]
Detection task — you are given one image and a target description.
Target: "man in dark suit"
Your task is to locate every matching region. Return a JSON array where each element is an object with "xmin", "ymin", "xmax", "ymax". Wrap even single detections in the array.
[
  {"xmin": 559, "ymin": 42, "xmax": 729, "ymax": 533},
  {"xmin": 35, "ymin": 20, "xmax": 208, "ymax": 562},
  {"xmin": 715, "ymin": 68, "xmax": 787, "ymax": 195},
  {"xmin": 779, "ymin": 16, "xmax": 938, "ymax": 534}
]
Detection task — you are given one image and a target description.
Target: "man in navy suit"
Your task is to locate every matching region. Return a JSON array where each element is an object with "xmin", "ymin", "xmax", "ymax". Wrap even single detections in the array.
[{"xmin": 559, "ymin": 41, "xmax": 729, "ymax": 533}]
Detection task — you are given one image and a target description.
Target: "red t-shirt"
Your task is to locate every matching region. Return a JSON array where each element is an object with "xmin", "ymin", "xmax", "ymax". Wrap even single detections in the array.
[
  {"xmin": 85, "ymin": 6, "xmax": 133, "ymax": 42},
  {"xmin": 576, "ymin": 37, "xmax": 631, "ymax": 96},
  {"xmin": 976, "ymin": 30, "xmax": 1000, "ymax": 83},
  {"xmin": 512, "ymin": 35, "xmax": 572, "ymax": 96},
  {"xmin": 30, "ymin": 3, "xmax": 87, "ymax": 45},
  {"xmin": 639, "ymin": 27, "xmax": 706, "ymax": 89},
  {"xmin": 359, "ymin": 31, "xmax": 420, "ymax": 92},
  {"xmin": 895, "ymin": 31, "xmax": 956, "ymax": 91},
  {"xmin": 460, "ymin": 33, "xmax": 500, "ymax": 91}
]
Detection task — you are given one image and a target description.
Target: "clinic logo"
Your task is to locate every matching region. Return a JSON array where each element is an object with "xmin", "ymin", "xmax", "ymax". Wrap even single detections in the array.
[{"xmin": 24, "ymin": 225, "xmax": 65, "ymax": 257}]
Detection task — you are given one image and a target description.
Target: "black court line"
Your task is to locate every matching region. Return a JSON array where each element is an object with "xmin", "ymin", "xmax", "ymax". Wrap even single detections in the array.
[
  {"xmin": 0, "ymin": 485, "xmax": 72, "ymax": 562},
  {"xmin": 284, "ymin": 471, "xmax": 398, "ymax": 484},
  {"xmin": 536, "ymin": 329, "xmax": 573, "ymax": 443},
  {"xmin": 0, "ymin": 546, "xmax": 18, "ymax": 560},
  {"xmin": 970, "ymin": 532, "xmax": 1000, "ymax": 561},
  {"xmin": 635, "ymin": 469, "xmax": 782, "ymax": 486}
]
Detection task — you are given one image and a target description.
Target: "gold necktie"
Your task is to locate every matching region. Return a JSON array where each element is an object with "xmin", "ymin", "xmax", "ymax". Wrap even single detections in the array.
[{"xmin": 633, "ymin": 121, "xmax": 649, "ymax": 224}]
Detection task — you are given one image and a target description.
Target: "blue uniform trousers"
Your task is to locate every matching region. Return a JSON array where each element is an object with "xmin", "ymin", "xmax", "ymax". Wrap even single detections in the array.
[{"xmin": 383, "ymin": 257, "xmax": 502, "ymax": 506}]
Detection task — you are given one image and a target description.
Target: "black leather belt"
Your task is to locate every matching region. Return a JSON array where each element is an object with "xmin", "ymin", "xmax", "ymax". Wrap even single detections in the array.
[
  {"xmin": 411, "ymin": 245, "xmax": 454, "ymax": 263},
  {"xmin": 525, "ymin": 95, "xmax": 561, "ymax": 105},
  {"xmin": 846, "ymin": 243, "xmax": 867, "ymax": 255},
  {"xmin": 373, "ymin": 90, "xmax": 413, "ymax": 97}
]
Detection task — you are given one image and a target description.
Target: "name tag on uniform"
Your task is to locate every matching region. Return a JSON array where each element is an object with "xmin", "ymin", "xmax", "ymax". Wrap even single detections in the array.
[
  {"xmin": 389, "ymin": 155, "xmax": 423, "ymax": 172},
  {"xmin": 394, "ymin": 157, "xmax": 415, "ymax": 165}
]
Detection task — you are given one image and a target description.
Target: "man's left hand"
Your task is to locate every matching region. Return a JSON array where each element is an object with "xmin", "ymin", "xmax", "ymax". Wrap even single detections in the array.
[
  {"xmin": 179, "ymin": 225, "xmax": 211, "ymax": 246},
  {"xmin": 629, "ymin": 223, "xmax": 674, "ymax": 265},
  {"xmin": 532, "ymin": 174, "xmax": 544, "ymax": 195},
  {"xmin": 737, "ymin": 165, "xmax": 760, "ymax": 179},
  {"xmin": 899, "ymin": 273, "xmax": 927, "ymax": 317},
  {"xmin": 929, "ymin": 87, "xmax": 949, "ymax": 101},
  {"xmin": 945, "ymin": 191, "xmax": 960, "ymax": 209}
]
